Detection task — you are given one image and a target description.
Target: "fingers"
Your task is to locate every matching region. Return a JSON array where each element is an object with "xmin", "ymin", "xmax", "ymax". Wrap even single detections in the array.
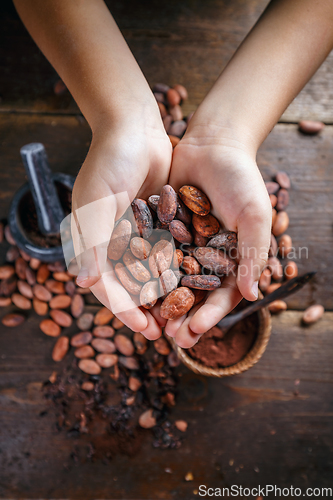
[
  {"xmin": 236, "ymin": 200, "xmax": 272, "ymax": 301},
  {"xmin": 173, "ymin": 304, "xmax": 202, "ymax": 349},
  {"xmin": 90, "ymin": 262, "xmax": 148, "ymax": 333},
  {"xmin": 188, "ymin": 274, "xmax": 242, "ymax": 335},
  {"xmin": 164, "ymin": 314, "xmax": 187, "ymax": 338},
  {"xmin": 140, "ymin": 308, "xmax": 163, "ymax": 340}
]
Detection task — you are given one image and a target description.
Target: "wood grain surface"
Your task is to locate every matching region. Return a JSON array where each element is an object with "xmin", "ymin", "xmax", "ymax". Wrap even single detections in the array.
[
  {"xmin": 0, "ymin": 311, "xmax": 332, "ymax": 498},
  {"xmin": 1, "ymin": 0, "xmax": 333, "ymax": 121}
]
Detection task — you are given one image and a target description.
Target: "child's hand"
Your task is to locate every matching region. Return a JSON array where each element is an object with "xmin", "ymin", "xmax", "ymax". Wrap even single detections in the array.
[
  {"xmin": 165, "ymin": 122, "xmax": 272, "ymax": 348},
  {"xmin": 72, "ymin": 109, "xmax": 172, "ymax": 339}
]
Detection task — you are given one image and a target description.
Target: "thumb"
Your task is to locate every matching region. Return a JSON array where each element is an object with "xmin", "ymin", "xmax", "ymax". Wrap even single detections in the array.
[{"xmin": 236, "ymin": 201, "xmax": 271, "ymax": 301}]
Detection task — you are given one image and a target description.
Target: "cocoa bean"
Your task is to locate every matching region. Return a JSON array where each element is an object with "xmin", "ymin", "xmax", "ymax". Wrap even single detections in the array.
[
  {"xmin": 158, "ymin": 101, "xmax": 167, "ymax": 118},
  {"xmin": 20, "ymin": 249, "xmax": 32, "ymax": 261},
  {"xmin": 159, "ymin": 269, "xmax": 178, "ymax": 296},
  {"xmin": 176, "ymin": 196, "xmax": 192, "ymax": 225},
  {"xmin": 78, "ymin": 359, "xmax": 101, "ymax": 374},
  {"xmin": 149, "ymin": 240, "xmax": 174, "ymax": 278},
  {"xmin": 112, "ymin": 317, "xmax": 124, "ymax": 330},
  {"xmin": 81, "ymin": 381, "xmax": 94, "ymax": 391},
  {"xmin": 276, "ymin": 188, "xmax": 289, "ymax": 211},
  {"xmin": 163, "ymin": 115, "xmax": 172, "ymax": 133},
  {"xmin": 272, "ymin": 211, "xmax": 289, "ymax": 236},
  {"xmin": 173, "ymin": 84, "xmax": 188, "ymax": 101},
  {"xmin": 178, "ymin": 185, "xmax": 210, "ymax": 215},
  {"xmin": 50, "ymin": 294, "xmax": 72, "ymax": 310},
  {"xmin": 268, "ymin": 300, "xmax": 287, "ymax": 313},
  {"xmin": 298, "ymin": 120, "xmax": 324, "ymax": 135},
  {"xmin": 114, "ymin": 262, "xmax": 142, "ymax": 295},
  {"xmin": 107, "ymin": 219, "xmax": 132, "ymax": 261},
  {"xmin": 181, "ymin": 274, "xmax": 221, "ymax": 290},
  {"xmin": 11, "ymin": 293, "xmax": 31, "ymax": 310},
  {"xmin": 74, "ymin": 345, "xmax": 95, "ymax": 359},
  {"xmin": 128, "ymin": 376, "xmax": 142, "ymax": 391},
  {"xmin": 207, "ymin": 231, "xmax": 238, "ymax": 256},
  {"xmin": 266, "ymin": 283, "xmax": 281, "ymax": 294},
  {"xmin": 278, "ymin": 234, "xmax": 292, "ymax": 258},
  {"xmin": 154, "ymin": 92, "xmax": 165, "ymax": 103},
  {"xmin": 64, "ymin": 280, "xmax": 76, "ymax": 296},
  {"xmin": 45, "ymin": 279, "xmax": 65, "ymax": 294},
  {"xmin": 259, "ymin": 268, "xmax": 271, "ymax": 292},
  {"xmin": 140, "ymin": 280, "xmax": 159, "ymax": 309},
  {"xmin": 192, "ymin": 213, "xmax": 220, "ymax": 237},
  {"xmin": 133, "ymin": 332, "xmax": 147, "ymax": 354},
  {"xmin": 173, "ymin": 249, "xmax": 183, "ymax": 268},
  {"xmin": 70, "ymin": 293, "xmax": 84, "ymax": 317},
  {"xmin": 272, "ymin": 208, "xmax": 277, "ymax": 227},
  {"xmin": 37, "ymin": 264, "xmax": 50, "ymax": 284},
  {"xmin": 47, "ymin": 261, "xmax": 66, "ymax": 272},
  {"xmin": 94, "ymin": 306, "xmax": 114, "ymax": 326},
  {"xmin": 169, "ymin": 105, "xmax": 183, "ymax": 121},
  {"xmin": 40, "ymin": 319, "xmax": 61, "ymax": 337},
  {"xmin": 169, "ymin": 220, "xmax": 193, "ymax": 244},
  {"xmin": 2, "ymin": 313, "xmax": 25, "ymax": 327},
  {"xmin": 122, "ymin": 249, "xmax": 151, "ymax": 283},
  {"xmin": 175, "ymin": 420, "xmax": 188, "ymax": 432},
  {"xmin": 193, "ymin": 230, "xmax": 209, "ymax": 247},
  {"xmin": 154, "ymin": 337, "xmax": 171, "ymax": 355},
  {"xmin": 29, "ymin": 258, "xmax": 41, "ymax": 270},
  {"xmin": 25, "ymin": 267, "xmax": 36, "ymax": 286},
  {"xmin": 53, "ymin": 271, "xmax": 71, "ymax": 282},
  {"xmin": 275, "ymin": 171, "xmax": 291, "ymax": 189},
  {"xmin": 166, "ymin": 88, "xmax": 181, "ymax": 106},
  {"xmin": 6, "ymin": 246, "xmax": 19, "ymax": 262},
  {"xmin": 93, "ymin": 325, "xmax": 115, "ymax": 338},
  {"xmin": 169, "ymin": 120, "xmax": 186, "ymax": 137},
  {"xmin": 91, "ymin": 338, "xmax": 116, "ymax": 354},
  {"xmin": 17, "ymin": 280, "xmax": 33, "ymax": 299},
  {"xmin": 265, "ymin": 181, "xmax": 279, "ymax": 194},
  {"xmin": 302, "ymin": 304, "xmax": 324, "ymax": 324},
  {"xmin": 33, "ymin": 284, "xmax": 52, "ymax": 302},
  {"xmin": 96, "ymin": 353, "xmax": 118, "ymax": 368},
  {"xmin": 194, "ymin": 247, "xmax": 236, "ymax": 275},
  {"xmin": 33, "ymin": 298, "xmax": 48, "ymax": 316},
  {"xmin": 76, "ymin": 312, "xmax": 94, "ymax": 330},
  {"xmin": 50, "ymin": 309, "xmax": 73, "ymax": 327},
  {"xmin": 147, "ymin": 195, "xmax": 159, "ymax": 212},
  {"xmin": 167, "ymin": 351, "xmax": 180, "ymax": 367},
  {"xmin": 285, "ymin": 261, "xmax": 298, "ymax": 280},
  {"xmin": 118, "ymin": 356, "xmax": 139, "ymax": 370},
  {"xmin": 157, "ymin": 185, "xmax": 178, "ymax": 224},
  {"xmin": 269, "ymin": 194, "xmax": 277, "ymax": 208},
  {"xmin": 182, "ymin": 256, "xmax": 201, "ymax": 275},
  {"xmin": 15, "ymin": 257, "xmax": 27, "ymax": 280},
  {"xmin": 138, "ymin": 408, "xmax": 156, "ymax": 428},
  {"xmin": 52, "ymin": 336, "xmax": 69, "ymax": 362},
  {"xmin": 160, "ymin": 286, "xmax": 195, "ymax": 320},
  {"xmin": 193, "ymin": 288, "xmax": 208, "ymax": 306},
  {"xmin": 153, "ymin": 83, "xmax": 170, "ymax": 93},
  {"xmin": 0, "ymin": 276, "xmax": 17, "ymax": 296},
  {"xmin": 114, "ymin": 334, "xmax": 135, "ymax": 356},
  {"xmin": 131, "ymin": 199, "xmax": 153, "ymax": 239},
  {"xmin": 130, "ymin": 237, "xmax": 152, "ymax": 260},
  {"xmin": 0, "ymin": 297, "xmax": 12, "ymax": 307},
  {"xmin": 267, "ymin": 257, "xmax": 283, "ymax": 281}
]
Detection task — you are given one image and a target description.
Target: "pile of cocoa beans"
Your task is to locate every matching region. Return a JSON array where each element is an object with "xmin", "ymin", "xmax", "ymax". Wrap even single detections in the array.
[
  {"xmin": 153, "ymin": 82, "xmax": 191, "ymax": 147},
  {"xmin": 109, "ymin": 184, "xmax": 238, "ymax": 321}
]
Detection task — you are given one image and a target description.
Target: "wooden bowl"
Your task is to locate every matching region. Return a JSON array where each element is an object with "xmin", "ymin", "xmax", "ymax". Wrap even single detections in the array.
[{"xmin": 168, "ymin": 292, "xmax": 272, "ymax": 377}]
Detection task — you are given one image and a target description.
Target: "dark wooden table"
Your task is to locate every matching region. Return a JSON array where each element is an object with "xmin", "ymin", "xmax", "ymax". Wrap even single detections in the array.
[{"xmin": 0, "ymin": 1, "xmax": 332, "ymax": 498}]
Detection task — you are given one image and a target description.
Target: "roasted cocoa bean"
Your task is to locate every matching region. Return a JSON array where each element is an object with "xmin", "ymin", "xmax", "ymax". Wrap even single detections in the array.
[
  {"xmin": 107, "ymin": 219, "xmax": 132, "ymax": 260},
  {"xmin": 52, "ymin": 336, "xmax": 69, "ymax": 362},
  {"xmin": 181, "ymin": 274, "xmax": 221, "ymax": 290},
  {"xmin": 118, "ymin": 356, "xmax": 139, "ymax": 370},
  {"xmin": 6, "ymin": 246, "xmax": 19, "ymax": 262},
  {"xmin": 112, "ymin": 317, "xmax": 124, "ymax": 330},
  {"xmin": 50, "ymin": 294, "xmax": 72, "ymax": 310},
  {"xmin": 192, "ymin": 213, "xmax": 220, "ymax": 237},
  {"xmin": 37, "ymin": 264, "xmax": 50, "ymax": 284},
  {"xmin": 269, "ymin": 234, "xmax": 278, "ymax": 257},
  {"xmin": 276, "ymin": 171, "xmax": 291, "ymax": 189},
  {"xmin": 33, "ymin": 298, "xmax": 48, "ymax": 316},
  {"xmin": 50, "ymin": 309, "xmax": 73, "ymax": 327},
  {"xmin": 138, "ymin": 408, "xmax": 156, "ymax": 429},
  {"xmin": 131, "ymin": 199, "xmax": 153, "ymax": 239},
  {"xmin": 40, "ymin": 319, "xmax": 61, "ymax": 337},
  {"xmin": 75, "ymin": 345, "xmax": 95, "ymax": 359},
  {"xmin": 0, "ymin": 297, "xmax": 12, "ymax": 307},
  {"xmin": 193, "ymin": 230, "xmax": 209, "ymax": 247},
  {"xmin": 259, "ymin": 268, "xmax": 272, "ymax": 292},
  {"xmin": 178, "ymin": 185, "xmax": 210, "ymax": 215},
  {"xmin": 160, "ymin": 286, "xmax": 195, "ymax": 320},
  {"xmin": 176, "ymin": 196, "xmax": 192, "ymax": 225},
  {"xmin": 285, "ymin": 261, "xmax": 298, "ymax": 280},
  {"xmin": 182, "ymin": 256, "xmax": 201, "ymax": 275},
  {"xmin": 91, "ymin": 338, "xmax": 116, "ymax": 354},
  {"xmin": 159, "ymin": 269, "xmax": 178, "ymax": 296},
  {"xmin": 94, "ymin": 307, "xmax": 114, "ymax": 326},
  {"xmin": 193, "ymin": 288, "xmax": 208, "ymax": 306},
  {"xmin": 2, "ymin": 313, "xmax": 25, "ymax": 327},
  {"xmin": 276, "ymin": 188, "xmax": 289, "ymax": 211},
  {"xmin": 114, "ymin": 334, "xmax": 135, "ymax": 356},
  {"xmin": 114, "ymin": 262, "xmax": 142, "ymax": 295},
  {"xmin": 157, "ymin": 185, "xmax": 178, "ymax": 224},
  {"xmin": 93, "ymin": 325, "xmax": 115, "ymax": 338},
  {"xmin": 149, "ymin": 240, "xmax": 174, "ymax": 278},
  {"xmin": 265, "ymin": 181, "xmax": 279, "ymax": 195},
  {"xmin": 154, "ymin": 336, "xmax": 171, "ymax": 355},
  {"xmin": 169, "ymin": 220, "xmax": 193, "ymax": 244},
  {"xmin": 147, "ymin": 195, "xmax": 160, "ymax": 212},
  {"xmin": 140, "ymin": 280, "xmax": 159, "ymax": 309},
  {"xmin": 33, "ymin": 284, "xmax": 52, "ymax": 302},
  {"xmin": 272, "ymin": 211, "xmax": 289, "ymax": 236},
  {"xmin": 269, "ymin": 194, "xmax": 277, "ymax": 208},
  {"xmin": 17, "ymin": 280, "xmax": 33, "ymax": 299},
  {"xmin": 11, "ymin": 293, "xmax": 31, "ymax": 310},
  {"xmin": 268, "ymin": 300, "xmax": 287, "ymax": 313},
  {"xmin": 96, "ymin": 353, "xmax": 118, "ymax": 368},
  {"xmin": 78, "ymin": 359, "xmax": 101, "ymax": 374},
  {"xmin": 173, "ymin": 249, "xmax": 183, "ymax": 268},
  {"xmin": 302, "ymin": 304, "xmax": 324, "ymax": 324},
  {"xmin": 133, "ymin": 332, "xmax": 147, "ymax": 354},
  {"xmin": 130, "ymin": 237, "xmax": 151, "ymax": 260},
  {"xmin": 298, "ymin": 120, "xmax": 324, "ymax": 135},
  {"xmin": 278, "ymin": 234, "xmax": 292, "ymax": 258},
  {"xmin": 166, "ymin": 88, "xmax": 181, "ymax": 106},
  {"xmin": 70, "ymin": 293, "xmax": 84, "ymax": 317},
  {"xmin": 15, "ymin": 257, "xmax": 27, "ymax": 280},
  {"xmin": 207, "ymin": 231, "xmax": 238, "ymax": 256},
  {"xmin": 122, "ymin": 249, "xmax": 151, "ymax": 283},
  {"xmin": 76, "ymin": 312, "xmax": 94, "ymax": 330},
  {"xmin": 267, "ymin": 257, "xmax": 283, "ymax": 281},
  {"xmin": 45, "ymin": 279, "xmax": 65, "ymax": 294},
  {"xmin": 194, "ymin": 247, "xmax": 236, "ymax": 276}
]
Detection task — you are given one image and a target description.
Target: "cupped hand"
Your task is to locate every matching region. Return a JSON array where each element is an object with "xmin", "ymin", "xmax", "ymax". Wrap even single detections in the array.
[
  {"xmin": 71, "ymin": 106, "xmax": 172, "ymax": 338},
  {"xmin": 165, "ymin": 122, "xmax": 272, "ymax": 348}
]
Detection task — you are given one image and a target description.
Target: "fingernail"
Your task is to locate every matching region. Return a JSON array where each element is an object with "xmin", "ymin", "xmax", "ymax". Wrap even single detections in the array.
[
  {"xmin": 252, "ymin": 280, "xmax": 259, "ymax": 299},
  {"xmin": 76, "ymin": 275, "xmax": 90, "ymax": 286}
]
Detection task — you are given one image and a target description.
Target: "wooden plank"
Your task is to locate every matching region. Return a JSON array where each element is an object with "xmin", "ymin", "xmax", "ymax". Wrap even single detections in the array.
[
  {"xmin": 0, "ymin": 311, "xmax": 332, "ymax": 498},
  {"xmin": 1, "ymin": 0, "xmax": 333, "ymax": 122},
  {"xmin": 1, "ymin": 114, "xmax": 332, "ymax": 309}
]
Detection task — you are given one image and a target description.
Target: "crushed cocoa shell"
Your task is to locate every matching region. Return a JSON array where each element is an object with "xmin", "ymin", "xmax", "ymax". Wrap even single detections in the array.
[{"xmin": 188, "ymin": 310, "xmax": 258, "ymax": 368}]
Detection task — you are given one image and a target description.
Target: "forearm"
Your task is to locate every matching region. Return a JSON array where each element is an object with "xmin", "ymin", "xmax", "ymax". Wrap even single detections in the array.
[
  {"xmin": 191, "ymin": 0, "xmax": 333, "ymax": 153},
  {"xmin": 13, "ymin": 0, "xmax": 157, "ymax": 132}
]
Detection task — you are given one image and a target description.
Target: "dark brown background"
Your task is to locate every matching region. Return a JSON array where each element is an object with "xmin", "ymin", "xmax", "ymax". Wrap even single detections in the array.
[{"xmin": 0, "ymin": 0, "xmax": 332, "ymax": 498}]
